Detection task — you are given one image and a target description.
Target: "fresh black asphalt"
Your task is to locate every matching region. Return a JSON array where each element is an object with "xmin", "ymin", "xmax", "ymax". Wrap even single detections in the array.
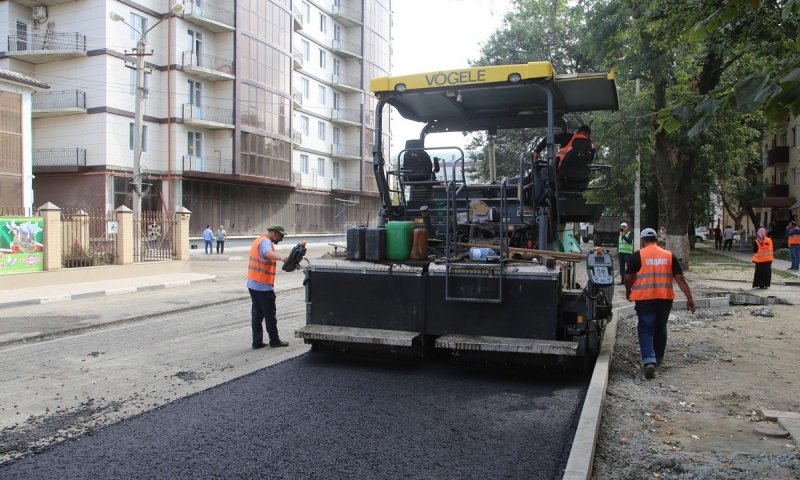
[{"xmin": 0, "ymin": 353, "xmax": 589, "ymax": 479}]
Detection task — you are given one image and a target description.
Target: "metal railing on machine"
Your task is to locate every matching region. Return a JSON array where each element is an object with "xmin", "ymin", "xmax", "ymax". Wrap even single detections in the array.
[
  {"xmin": 60, "ymin": 208, "xmax": 118, "ymax": 268},
  {"xmin": 134, "ymin": 211, "xmax": 175, "ymax": 262}
]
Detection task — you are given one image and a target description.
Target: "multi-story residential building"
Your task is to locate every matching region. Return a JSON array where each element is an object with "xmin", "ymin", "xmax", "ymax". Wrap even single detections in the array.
[
  {"xmin": 0, "ymin": 0, "xmax": 390, "ymax": 235},
  {"xmin": 757, "ymin": 115, "xmax": 799, "ymax": 238}
]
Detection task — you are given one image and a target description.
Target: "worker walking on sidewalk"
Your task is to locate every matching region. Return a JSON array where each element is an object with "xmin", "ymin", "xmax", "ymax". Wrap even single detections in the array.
[
  {"xmin": 624, "ymin": 228, "xmax": 695, "ymax": 380},
  {"xmin": 618, "ymin": 222, "xmax": 634, "ymax": 285},
  {"xmin": 247, "ymin": 225, "xmax": 291, "ymax": 349},
  {"xmin": 786, "ymin": 221, "xmax": 800, "ymax": 271}
]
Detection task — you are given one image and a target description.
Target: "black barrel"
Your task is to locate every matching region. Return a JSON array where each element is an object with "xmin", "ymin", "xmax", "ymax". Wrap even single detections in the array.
[
  {"xmin": 346, "ymin": 227, "xmax": 366, "ymax": 260},
  {"xmin": 365, "ymin": 227, "xmax": 386, "ymax": 261}
]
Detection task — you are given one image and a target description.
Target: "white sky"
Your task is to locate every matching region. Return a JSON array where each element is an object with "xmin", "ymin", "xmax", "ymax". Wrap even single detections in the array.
[{"xmin": 387, "ymin": 0, "xmax": 513, "ymax": 158}]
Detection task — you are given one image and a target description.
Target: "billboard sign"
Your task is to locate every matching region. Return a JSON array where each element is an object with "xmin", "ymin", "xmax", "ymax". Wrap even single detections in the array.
[{"xmin": 0, "ymin": 217, "xmax": 44, "ymax": 274}]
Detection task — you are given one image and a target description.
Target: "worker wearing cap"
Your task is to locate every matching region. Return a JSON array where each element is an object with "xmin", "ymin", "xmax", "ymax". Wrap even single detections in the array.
[
  {"xmin": 247, "ymin": 225, "xmax": 290, "ymax": 349},
  {"xmin": 624, "ymin": 227, "xmax": 695, "ymax": 379},
  {"xmin": 617, "ymin": 222, "xmax": 634, "ymax": 285}
]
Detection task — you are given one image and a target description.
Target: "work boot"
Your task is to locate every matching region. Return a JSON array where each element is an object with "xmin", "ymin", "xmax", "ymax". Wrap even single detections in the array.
[
  {"xmin": 644, "ymin": 364, "xmax": 656, "ymax": 379},
  {"xmin": 270, "ymin": 341, "xmax": 289, "ymax": 348}
]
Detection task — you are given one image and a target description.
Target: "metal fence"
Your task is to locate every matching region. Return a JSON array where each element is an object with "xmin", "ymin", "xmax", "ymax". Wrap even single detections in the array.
[
  {"xmin": 134, "ymin": 211, "xmax": 176, "ymax": 262},
  {"xmin": 33, "ymin": 148, "xmax": 87, "ymax": 167},
  {"xmin": 7, "ymin": 33, "xmax": 87, "ymax": 53},
  {"xmin": 61, "ymin": 209, "xmax": 117, "ymax": 268},
  {"xmin": 0, "ymin": 206, "xmax": 32, "ymax": 216},
  {"xmin": 32, "ymin": 90, "xmax": 86, "ymax": 110}
]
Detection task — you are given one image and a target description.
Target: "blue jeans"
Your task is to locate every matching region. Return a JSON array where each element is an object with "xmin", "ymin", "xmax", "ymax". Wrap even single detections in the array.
[
  {"xmin": 204, "ymin": 239, "xmax": 212, "ymax": 254},
  {"xmin": 635, "ymin": 299, "xmax": 673, "ymax": 366},
  {"xmin": 790, "ymin": 244, "xmax": 800, "ymax": 269},
  {"xmin": 249, "ymin": 288, "xmax": 279, "ymax": 346}
]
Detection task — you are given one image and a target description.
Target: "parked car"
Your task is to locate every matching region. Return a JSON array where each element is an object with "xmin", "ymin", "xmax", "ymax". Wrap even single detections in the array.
[{"xmin": 694, "ymin": 226, "xmax": 710, "ymax": 242}]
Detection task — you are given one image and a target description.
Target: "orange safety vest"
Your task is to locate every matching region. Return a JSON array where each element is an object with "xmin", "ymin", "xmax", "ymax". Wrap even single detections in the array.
[
  {"xmin": 752, "ymin": 237, "xmax": 774, "ymax": 263},
  {"xmin": 556, "ymin": 131, "xmax": 593, "ymax": 172},
  {"xmin": 788, "ymin": 229, "xmax": 800, "ymax": 246},
  {"xmin": 248, "ymin": 235, "xmax": 276, "ymax": 285},
  {"xmin": 630, "ymin": 244, "xmax": 675, "ymax": 301}
]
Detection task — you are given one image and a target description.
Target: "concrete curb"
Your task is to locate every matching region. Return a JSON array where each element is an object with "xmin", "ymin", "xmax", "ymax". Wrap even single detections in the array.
[{"xmin": 563, "ymin": 296, "xmax": 729, "ymax": 479}]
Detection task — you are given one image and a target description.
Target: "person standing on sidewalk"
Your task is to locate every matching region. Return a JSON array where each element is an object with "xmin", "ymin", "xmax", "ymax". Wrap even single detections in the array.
[
  {"xmin": 624, "ymin": 228, "xmax": 695, "ymax": 380},
  {"xmin": 618, "ymin": 222, "xmax": 634, "ymax": 285},
  {"xmin": 738, "ymin": 227, "xmax": 748, "ymax": 253},
  {"xmin": 215, "ymin": 225, "xmax": 227, "ymax": 254},
  {"xmin": 202, "ymin": 225, "xmax": 213, "ymax": 255},
  {"xmin": 713, "ymin": 224, "xmax": 722, "ymax": 250},
  {"xmin": 247, "ymin": 225, "xmax": 290, "ymax": 349},
  {"xmin": 723, "ymin": 225, "xmax": 735, "ymax": 251},
  {"xmin": 752, "ymin": 228, "xmax": 773, "ymax": 289},
  {"xmin": 785, "ymin": 221, "xmax": 800, "ymax": 270}
]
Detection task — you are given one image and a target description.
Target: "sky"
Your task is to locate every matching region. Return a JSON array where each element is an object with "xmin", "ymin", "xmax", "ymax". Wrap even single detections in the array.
[{"xmin": 387, "ymin": 0, "xmax": 513, "ymax": 158}]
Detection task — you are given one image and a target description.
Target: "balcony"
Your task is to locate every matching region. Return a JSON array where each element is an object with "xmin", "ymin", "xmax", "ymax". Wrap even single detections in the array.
[
  {"xmin": 292, "ymin": 88, "xmax": 303, "ymax": 108},
  {"xmin": 331, "ymin": 4, "xmax": 363, "ymax": 27},
  {"xmin": 331, "ymin": 177, "xmax": 361, "ymax": 191},
  {"xmin": 293, "ymin": 49, "xmax": 304, "ymax": 70},
  {"xmin": 331, "ymin": 143, "xmax": 361, "ymax": 160},
  {"xmin": 6, "ymin": 33, "xmax": 86, "ymax": 64},
  {"xmin": 331, "ymin": 39, "xmax": 362, "ymax": 59},
  {"xmin": 293, "ymin": 5, "xmax": 304, "ymax": 31},
  {"xmin": 182, "ymin": 104, "xmax": 234, "ymax": 129},
  {"xmin": 765, "ymin": 146, "xmax": 789, "ymax": 167},
  {"xmin": 331, "ymin": 74, "xmax": 362, "ymax": 93},
  {"xmin": 181, "ymin": 51, "xmax": 234, "ymax": 81},
  {"xmin": 15, "ymin": 1, "xmax": 78, "ymax": 6},
  {"xmin": 331, "ymin": 108, "xmax": 362, "ymax": 126},
  {"xmin": 765, "ymin": 184, "xmax": 789, "ymax": 198},
  {"xmin": 181, "ymin": 0, "xmax": 234, "ymax": 33},
  {"xmin": 182, "ymin": 155, "xmax": 232, "ymax": 174},
  {"xmin": 32, "ymin": 90, "xmax": 86, "ymax": 118},
  {"xmin": 33, "ymin": 148, "xmax": 86, "ymax": 170},
  {"xmin": 292, "ymin": 129, "xmax": 302, "ymax": 146}
]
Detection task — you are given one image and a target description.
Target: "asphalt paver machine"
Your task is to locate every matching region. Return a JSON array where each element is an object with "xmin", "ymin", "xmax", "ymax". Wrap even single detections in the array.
[{"xmin": 296, "ymin": 62, "xmax": 619, "ymax": 366}]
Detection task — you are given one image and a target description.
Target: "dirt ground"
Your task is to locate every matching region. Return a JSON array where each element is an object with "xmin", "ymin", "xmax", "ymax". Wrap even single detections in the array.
[{"xmin": 593, "ymin": 249, "xmax": 800, "ymax": 479}]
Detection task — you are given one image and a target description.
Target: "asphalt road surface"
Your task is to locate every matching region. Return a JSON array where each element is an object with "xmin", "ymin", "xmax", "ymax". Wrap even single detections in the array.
[{"xmin": 1, "ymin": 351, "xmax": 588, "ymax": 479}]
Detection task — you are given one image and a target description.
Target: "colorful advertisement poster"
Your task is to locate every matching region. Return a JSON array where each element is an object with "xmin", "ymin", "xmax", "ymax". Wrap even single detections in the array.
[{"xmin": 0, "ymin": 217, "xmax": 44, "ymax": 274}]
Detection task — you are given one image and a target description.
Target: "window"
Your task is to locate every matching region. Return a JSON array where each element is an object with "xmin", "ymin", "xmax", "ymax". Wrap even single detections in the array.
[
  {"xmin": 300, "ymin": 115, "xmax": 309, "ymax": 135},
  {"xmin": 300, "ymin": 154, "xmax": 309, "ymax": 174},
  {"xmin": 333, "ymin": 161, "xmax": 340, "ymax": 179},
  {"xmin": 301, "ymin": 39, "xmax": 310, "ymax": 60},
  {"xmin": 130, "ymin": 13, "xmax": 147, "ymax": 42},
  {"xmin": 333, "ymin": 58, "xmax": 341, "ymax": 76},
  {"xmin": 188, "ymin": 80, "xmax": 202, "ymax": 106},
  {"xmin": 129, "ymin": 69, "xmax": 150, "ymax": 96},
  {"xmin": 319, "ymin": 49, "xmax": 327, "ymax": 69},
  {"xmin": 319, "ymin": 13, "xmax": 327, "ymax": 33},
  {"xmin": 302, "ymin": 2, "xmax": 310, "ymax": 22},
  {"xmin": 187, "ymin": 131, "xmax": 203, "ymax": 156},
  {"xmin": 317, "ymin": 157, "xmax": 326, "ymax": 177},
  {"xmin": 318, "ymin": 85, "xmax": 326, "ymax": 105},
  {"xmin": 15, "ymin": 20, "xmax": 29, "ymax": 51},
  {"xmin": 129, "ymin": 123, "xmax": 148, "ymax": 152},
  {"xmin": 317, "ymin": 121, "xmax": 326, "ymax": 141},
  {"xmin": 334, "ymin": 24, "xmax": 341, "ymax": 42},
  {"xmin": 333, "ymin": 92, "xmax": 341, "ymax": 110},
  {"xmin": 301, "ymin": 77, "xmax": 310, "ymax": 98},
  {"xmin": 187, "ymin": 29, "xmax": 203, "ymax": 54}
]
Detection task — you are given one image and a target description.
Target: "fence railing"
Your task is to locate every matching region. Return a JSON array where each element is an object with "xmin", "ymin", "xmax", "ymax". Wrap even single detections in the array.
[
  {"xmin": 134, "ymin": 211, "xmax": 176, "ymax": 262},
  {"xmin": 61, "ymin": 208, "xmax": 117, "ymax": 268},
  {"xmin": 182, "ymin": 103, "xmax": 234, "ymax": 125},
  {"xmin": 331, "ymin": 143, "xmax": 361, "ymax": 158},
  {"xmin": 7, "ymin": 33, "xmax": 86, "ymax": 53},
  {"xmin": 331, "ymin": 74, "xmax": 361, "ymax": 90},
  {"xmin": 182, "ymin": 0, "xmax": 235, "ymax": 26},
  {"xmin": 331, "ymin": 178, "xmax": 360, "ymax": 191},
  {"xmin": 33, "ymin": 148, "xmax": 87, "ymax": 167},
  {"xmin": 183, "ymin": 155, "xmax": 232, "ymax": 174},
  {"xmin": 331, "ymin": 108, "xmax": 362, "ymax": 124},
  {"xmin": 32, "ymin": 90, "xmax": 86, "ymax": 110},
  {"xmin": 181, "ymin": 51, "xmax": 234, "ymax": 75},
  {"xmin": 331, "ymin": 39, "xmax": 362, "ymax": 55},
  {"xmin": 331, "ymin": 4, "xmax": 363, "ymax": 23}
]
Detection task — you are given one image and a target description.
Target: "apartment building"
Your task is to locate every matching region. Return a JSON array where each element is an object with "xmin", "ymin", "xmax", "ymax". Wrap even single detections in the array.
[
  {"xmin": 0, "ymin": 0, "xmax": 390, "ymax": 235},
  {"xmin": 757, "ymin": 115, "xmax": 800, "ymax": 236}
]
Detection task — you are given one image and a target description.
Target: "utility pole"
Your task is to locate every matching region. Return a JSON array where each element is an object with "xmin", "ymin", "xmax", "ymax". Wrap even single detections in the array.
[{"xmin": 634, "ymin": 78, "xmax": 641, "ymax": 251}]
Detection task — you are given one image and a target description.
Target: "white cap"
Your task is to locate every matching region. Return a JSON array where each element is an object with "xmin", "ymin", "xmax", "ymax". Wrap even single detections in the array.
[
  {"xmin": 620, "ymin": 222, "xmax": 628, "ymax": 228},
  {"xmin": 641, "ymin": 228, "xmax": 658, "ymax": 238}
]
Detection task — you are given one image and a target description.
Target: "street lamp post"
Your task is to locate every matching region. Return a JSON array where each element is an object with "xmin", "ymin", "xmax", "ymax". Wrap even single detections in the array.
[{"xmin": 110, "ymin": 4, "xmax": 183, "ymax": 218}]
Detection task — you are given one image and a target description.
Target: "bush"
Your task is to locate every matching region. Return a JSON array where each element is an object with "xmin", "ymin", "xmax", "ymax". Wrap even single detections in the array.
[
  {"xmin": 774, "ymin": 248, "xmax": 790, "ymax": 261},
  {"xmin": 63, "ymin": 241, "xmax": 95, "ymax": 268}
]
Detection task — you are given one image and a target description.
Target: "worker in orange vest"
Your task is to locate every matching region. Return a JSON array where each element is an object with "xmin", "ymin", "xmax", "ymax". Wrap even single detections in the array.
[
  {"xmin": 624, "ymin": 228, "xmax": 695, "ymax": 380},
  {"xmin": 751, "ymin": 227, "xmax": 774, "ymax": 288},
  {"xmin": 533, "ymin": 124, "xmax": 596, "ymax": 171},
  {"xmin": 247, "ymin": 225, "xmax": 291, "ymax": 349},
  {"xmin": 786, "ymin": 220, "xmax": 800, "ymax": 271}
]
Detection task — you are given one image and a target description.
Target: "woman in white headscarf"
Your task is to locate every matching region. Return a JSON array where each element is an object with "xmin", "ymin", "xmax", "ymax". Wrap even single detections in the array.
[{"xmin": 751, "ymin": 228, "xmax": 773, "ymax": 289}]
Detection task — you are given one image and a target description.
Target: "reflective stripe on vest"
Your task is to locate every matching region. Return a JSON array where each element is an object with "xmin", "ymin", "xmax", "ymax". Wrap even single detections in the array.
[
  {"xmin": 752, "ymin": 238, "xmax": 774, "ymax": 263},
  {"xmin": 248, "ymin": 235, "xmax": 276, "ymax": 285},
  {"xmin": 618, "ymin": 234, "xmax": 634, "ymax": 254},
  {"xmin": 555, "ymin": 131, "xmax": 593, "ymax": 172},
  {"xmin": 788, "ymin": 230, "xmax": 800, "ymax": 246},
  {"xmin": 630, "ymin": 244, "xmax": 675, "ymax": 301}
]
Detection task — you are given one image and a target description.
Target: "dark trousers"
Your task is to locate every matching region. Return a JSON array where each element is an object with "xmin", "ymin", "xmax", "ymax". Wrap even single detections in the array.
[
  {"xmin": 618, "ymin": 252, "xmax": 631, "ymax": 283},
  {"xmin": 723, "ymin": 239, "xmax": 733, "ymax": 251},
  {"xmin": 752, "ymin": 261, "xmax": 772, "ymax": 288},
  {"xmin": 249, "ymin": 289, "xmax": 279, "ymax": 346},
  {"xmin": 635, "ymin": 299, "xmax": 673, "ymax": 366},
  {"xmin": 216, "ymin": 241, "xmax": 225, "ymax": 254},
  {"xmin": 714, "ymin": 237, "xmax": 722, "ymax": 250}
]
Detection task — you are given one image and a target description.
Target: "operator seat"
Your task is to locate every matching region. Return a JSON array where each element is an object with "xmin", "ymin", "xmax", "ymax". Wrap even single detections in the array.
[
  {"xmin": 402, "ymin": 139, "xmax": 435, "ymax": 201},
  {"xmin": 557, "ymin": 137, "xmax": 594, "ymax": 191}
]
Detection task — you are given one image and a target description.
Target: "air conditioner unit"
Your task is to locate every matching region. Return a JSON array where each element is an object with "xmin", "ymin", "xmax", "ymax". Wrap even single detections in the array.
[{"xmin": 32, "ymin": 6, "xmax": 48, "ymax": 22}]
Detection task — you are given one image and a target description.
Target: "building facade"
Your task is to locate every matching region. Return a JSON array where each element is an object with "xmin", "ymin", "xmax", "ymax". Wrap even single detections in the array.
[
  {"xmin": 756, "ymin": 115, "xmax": 799, "ymax": 239},
  {"xmin": 0, "ymin": 0, "xmax": 390, "ymax": 235}
]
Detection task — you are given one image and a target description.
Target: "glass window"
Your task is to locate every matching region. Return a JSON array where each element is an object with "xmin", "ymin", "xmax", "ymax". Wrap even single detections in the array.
[
  {"xmin": 301, "ymin": 39, "xmax": 310, "ymax": 60},
  {"xmin": 187, "ymin": 131, "xmax": 203, "ymax": 156},
  {"xmin": 319, "ymin": 13, "xmax": 327, "ymax": 33},
  {"xmin": 301, "ymin": 77, "xmax": 310, "ymax": 98},
  {"xmin": 300, "ymin": 115, "xmax": 309, "ymax": 135},
  {"xmin": 333, "ymin": 161, "xmax": 340, "ymax": 179},
  {"xmin": 302, "ymin": 2, "xmax": 310, "ymax": 22},
  {"xmin": 317, "ymin": 157, "xmax": 325, "ymax": 177},
  {"xmin": 318, "ymin": 85, "xmax": 326, "ymax": 105},
  {"xmin": 317, "ymin": 121, "xmax": 326, "ymax": 141},
  {"xmin": 130, "ymin": 69, "xmax": 150, "ymax": 96},
  {"xmin": 129, "ymin": 123, "xmax": 148, "ymax": 152},
  {"xmin": 130, "ymin": 13, "xmax": 147, "ymax": 42},
  {"xmin": 319, "ymin": 49, "xmax": 326, "ymax": 69},
  {"xmin": 300, "ymin": 154, "xmax": 309, "ymax": 174}
]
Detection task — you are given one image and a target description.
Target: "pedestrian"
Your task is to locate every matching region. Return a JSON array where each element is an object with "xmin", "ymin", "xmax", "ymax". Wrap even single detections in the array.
[
  {"xmin": 247, "ymin": 225, "xmax": 290, "ymax": 349},
  {"xmin": 787, "ymin": 221, "xmax": 800, "ymax": 270},
  {"xmin": 624, "ymin": 227, "xmax": 695, "ymax": 380},
  {"xmin": 618, "ymin": 222, "xmax": 634, "ymax": 285},
  {"xmin": 723, "ymin": 225, "xmax": 734, "ymax": 251},
  {"xmin": 215, "ymin": 225, "xmax": 227, "ymax": 254},
  {"xmin": 713, "ymin": 224, "xmax": 722, "ymax": 250},
  {"xmin": 751, "ymin": 228, "xmax": 773, "ymax": 289},
  {"xmin": 202, "ymin": 225, "xmax": 213, "ymax": 254},
  {"xmin": 738, "ymin": 227, "xmax": 748, "ymax": 253}
]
